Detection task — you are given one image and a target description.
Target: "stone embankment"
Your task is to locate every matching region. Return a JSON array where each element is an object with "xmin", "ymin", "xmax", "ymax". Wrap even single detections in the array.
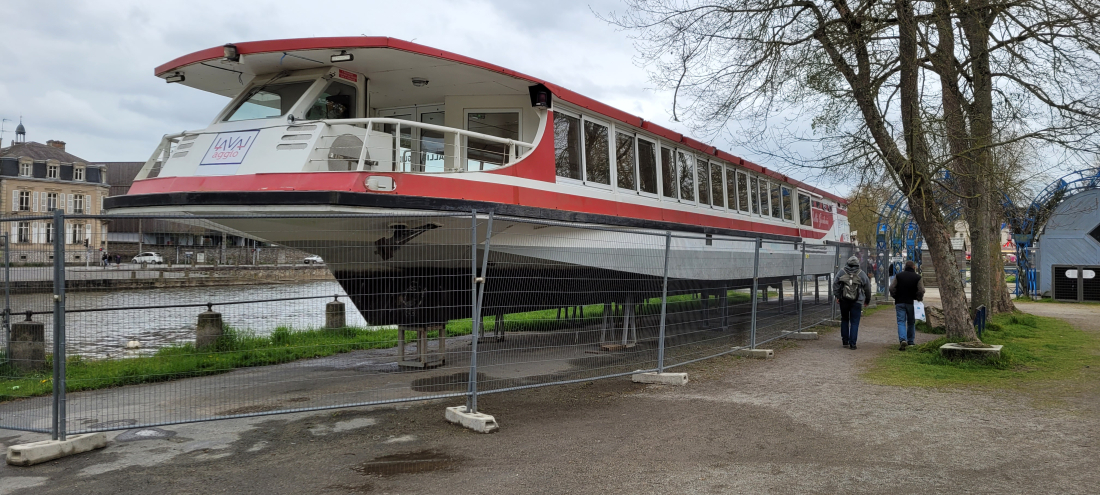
[{"xmin": 8, "ymin": 265, "xmax": 333, "ymax": 293}]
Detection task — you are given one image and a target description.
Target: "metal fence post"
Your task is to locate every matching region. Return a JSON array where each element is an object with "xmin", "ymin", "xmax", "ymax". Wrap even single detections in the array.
[
  {"xmin": 750, "ymin": 238, "xmax": 761, "ymax": 349},
  {"xmin": 657, "ymin": 232, "xmax": 671, "ymax": 373},
  {"xmin": 466, "ymin": 211, "xmax": 494, "ymax": 414},
  {"xmin": 798, "ymin": 241, "xmax": 806, "ymax": 331},
  {"xmin": 3, "ymin": 232, "xmax": 9, "ymax": 364},
  {"xmin": 51, "ymin": 209, "xmax": 67, "ymax": 441},
  {"xmin": 830, "ymin": 244, "xmax": 840, "ymax": 320}
]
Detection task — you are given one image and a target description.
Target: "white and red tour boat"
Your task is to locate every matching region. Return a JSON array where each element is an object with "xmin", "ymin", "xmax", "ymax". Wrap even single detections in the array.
[{"xmin": 106, "ymin": 37, "xmax": 850, "ymax": 326}]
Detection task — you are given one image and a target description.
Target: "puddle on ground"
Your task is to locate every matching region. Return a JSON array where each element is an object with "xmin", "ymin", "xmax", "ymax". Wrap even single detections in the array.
[
  {"xmin": 216, "ymin": 404, "xmax": 281, "ymax": 416},
  {"xmin": 354, "ymin": 450, "xmax": 461, "ymax": 476},
  {"xmin": 410, "ymin": 372, "xmax": 486, "ymax": 392}
]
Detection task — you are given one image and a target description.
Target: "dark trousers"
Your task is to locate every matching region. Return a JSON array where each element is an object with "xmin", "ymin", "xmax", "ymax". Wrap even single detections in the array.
[{"xmin": 839, "ymin": 300, "xmax": 862, "ymax": 345}]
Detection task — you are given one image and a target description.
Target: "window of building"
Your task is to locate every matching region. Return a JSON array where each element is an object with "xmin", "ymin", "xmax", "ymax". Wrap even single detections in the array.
[
  {"xmin": 47, "ymin": 164, "xmax": 59, "ymax": 179},
  {"xmin": 750, "ymin": 177, "xmax": 760, "ymax": 214},
  {"xmin": 19, "ymin": 162, "xmax": 31, "ymax": 177},
  {"xmin": 44, "ymin": 222, "xmax": 53, "ymax": 244},
  {"xmin": 737, "ymin": 172, "xmax": 749, "ymax": 213},
  {"xmin": 554, "ymin": 113, "xmax": 582, "ymax": 180},
  {"xmin": 725, "ymin": 166, "xmax": 738, "ymax": 211},
  {"xmin": 781, "ymin": 187, "xmax": 793, "ymax": 221},
  {"xmin": 467, "ymin": 111, "xmax": 520, "ymax": 171},
  {"xmin": 798, "ymin": 193, "xmax": 812, "ymax": 226},
  {"xmin": 696, "ymin": 160, "xmax": 710, "ymax": 206},
  {"xmin": 17, "ymin": 222, "xmax": 29, "ymax": 243},
  {"xmin": 637, "ymin": 139, "xmax": 658, "ymax": 195},
  {"xmin": 71, "ymin": 223, "xmax": 84, "ymax": 244},
  {"xmin": 46, "ymin": 193, "xmax": 58, "ymax": 212},
  {"xmin": 18, "ymin": 191, "xmax": 30, "ymax": 211},
  {"xmin": 770, "ymin": 182, "xmax": 782, "ymax": 218},
  {"xmin": 74, "ymin": 166, "xmax": 85, "ymax": 181},
  {"xmin": 615, "ymin": 132, "xmax": 636, "ymax": 190},
  {"xmin": 711, "ymin": 163, "xmax": 724, "ymax": 208},
  {"xmin": 660, "ymin": 147, "xmax": 676, "ymax": 199},
  {"xmin": 583, "ymin": 120, "xmax": 611, "ymax": 185},
  {"xmin": 74, "ymin": 194, "xmax": 84, "ymax": 214},
  {"xmin": 677, "ymin": 151, "xmax": 695, "ymax": 202}
]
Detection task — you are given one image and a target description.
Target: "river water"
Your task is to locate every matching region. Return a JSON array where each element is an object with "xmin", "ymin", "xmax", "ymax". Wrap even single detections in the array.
[{"xmin": 3, "ymin": 281, "xmax": 374, "ymax": 359}]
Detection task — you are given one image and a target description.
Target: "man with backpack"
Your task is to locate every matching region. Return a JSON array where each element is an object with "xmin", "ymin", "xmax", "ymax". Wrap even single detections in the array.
[
  {"xmin": 889, "ymin": 260, "xmax": 925, "ymax": 350},
  {"xmin": 833, "ymin": 256, "xmax": 872, "ymax": 349}
]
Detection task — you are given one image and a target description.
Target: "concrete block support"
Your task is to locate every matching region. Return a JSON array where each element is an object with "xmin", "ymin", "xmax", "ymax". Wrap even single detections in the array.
[
  {"xmin": 734, "ymin": 348, "xmax": 774, "ymax": 359},
  {"xmin": 10, "ymin": 312, "xmax": 46, "ymax": 371},
  {"xmin": 6, "ymin": 433, "xmax": 107, "ymax": 466},
  {"xmin": 632, "ymin": 372, "xmax": 688, "ymax": 385},
  {"xmin": 940, "ymin": 343, "xmax": 1003, "ymax": 360},
  {"xmin": 196, "ymin": 307, "xmax": 224, "ymax": 349},
  {"xmin": 445, "ymin": 406, "xmax": 498, "ymax": 433},
  {"xmin": 784, "ymin": 331, "xmax": 819, "ymax": 340},
  {"xmin": 325, "ymin": 299, "xmax": 346, "ymax": 329}
]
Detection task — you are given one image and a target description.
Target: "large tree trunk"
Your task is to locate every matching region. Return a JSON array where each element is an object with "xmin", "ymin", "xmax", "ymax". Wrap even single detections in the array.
[
  {"xmin": 910, "ymin": 199, "xmax": 978, "ymax": 340},
  {"xmin": 990, "ymin": 212, "xmax": 1017, "ymax": 313}
]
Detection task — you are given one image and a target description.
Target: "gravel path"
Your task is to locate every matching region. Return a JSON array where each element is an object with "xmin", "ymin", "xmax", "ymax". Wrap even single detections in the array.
[{"xmin": 2, "ymin": 302, "xmax": 1097, "ymax": 494}]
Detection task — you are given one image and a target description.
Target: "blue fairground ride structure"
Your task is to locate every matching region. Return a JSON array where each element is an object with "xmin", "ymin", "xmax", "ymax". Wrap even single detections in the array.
[{"xmin": 873, "ymin": 168, "xmax": 1100, "ymax": 298}]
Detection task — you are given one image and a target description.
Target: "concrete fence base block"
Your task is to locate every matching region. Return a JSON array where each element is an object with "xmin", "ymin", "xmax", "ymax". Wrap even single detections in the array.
[
  {"xmin": 445, "ymin": 406, "xmax": 498, "ymax": 433},
  {"xmin": 821, "ymin": 319, "xmax": 842, "ymax": 327},
  {"xmin": 6, "ymin": 433, "xmax": 107, "ymax": 466},
  {"xmin": 631, "ymin": 372, "xmax": 688, "ymax": 386},
  {"xmin": 734, "ymin": 348, "xmax": 774, "ymax": 359},
  {"xmin": 784, "ymin": 331, "xmax": 819, "ymax": 340},
  {"xmin": 939, "ymin": 343, "xmax": 1003, "ymax": 360}
]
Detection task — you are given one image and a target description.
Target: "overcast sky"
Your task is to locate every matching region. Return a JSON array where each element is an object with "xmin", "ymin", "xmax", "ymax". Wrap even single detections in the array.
[{"xmin": 0, "ymin": 0, "xmax": 848, "ymax": 191}]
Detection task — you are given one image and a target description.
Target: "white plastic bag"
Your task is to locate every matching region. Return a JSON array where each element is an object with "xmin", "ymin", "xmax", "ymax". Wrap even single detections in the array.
[{"xmin": 914, "ymin": 301, "xmax": 926, "ymax": 321}]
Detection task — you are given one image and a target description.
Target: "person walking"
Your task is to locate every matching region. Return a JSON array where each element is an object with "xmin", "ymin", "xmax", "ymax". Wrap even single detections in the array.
[
  {"xmin": 889, "ymin": 260, "xmax": 925, "ymax": 350},
  {"xmin": 833, "ymin": 256, "xmax": 871, "ymax": 349}
]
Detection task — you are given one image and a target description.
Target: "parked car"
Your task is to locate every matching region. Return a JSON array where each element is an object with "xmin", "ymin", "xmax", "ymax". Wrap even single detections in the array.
[
  {"xmin": 132, "ymin": 252, "xmax": 163, "ymax": 264},
  {"xmin": 303, "ymin": 255, "xmax": 324, "ymax": 265}
]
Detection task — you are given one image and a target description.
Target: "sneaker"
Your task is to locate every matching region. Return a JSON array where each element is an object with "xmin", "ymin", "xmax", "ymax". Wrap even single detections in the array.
[
  {"xmin": 908, "ymin": 342, "xmax": 915, "ymax": 346},
  {"xmin": 899, "ymin": 341, "xmax": 908, "ymax": 351},
  {"xmin": 842, "ymin": 341, "xmax": 849, "ymax": 347},
  {"xmin": 849, "ymin": 344, "xmax": 857, "ymax": 350}
]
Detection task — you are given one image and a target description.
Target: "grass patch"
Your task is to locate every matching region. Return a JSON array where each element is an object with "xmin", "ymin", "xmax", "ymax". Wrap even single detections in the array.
[
  {"xmin": 0, "ymin": 290, "xmax": 757, "ymax": 402},
  {"xmin": 864, "ymin": 312, "xmax": 1100, "ymax": 388}
]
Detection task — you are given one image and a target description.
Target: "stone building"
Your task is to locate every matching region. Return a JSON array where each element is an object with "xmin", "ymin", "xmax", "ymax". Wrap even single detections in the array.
[{"xmin": 0, "ymin": 122, "xmax": 110, "ymax": 263}]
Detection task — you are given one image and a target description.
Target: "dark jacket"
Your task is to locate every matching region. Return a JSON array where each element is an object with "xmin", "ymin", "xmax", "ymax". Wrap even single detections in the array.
[
  {"xmin": 889, "ymin": 268, "xmax": 925, "ymax": 305},
  {"xmin": 833, "ymin": 257, "xmax": 871, "ymax": 306}
]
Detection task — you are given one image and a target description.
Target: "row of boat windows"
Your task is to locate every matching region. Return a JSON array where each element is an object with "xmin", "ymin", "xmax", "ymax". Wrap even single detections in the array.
[{"xmin": 553, "ymin": 111, "xmax": 815, "ymax": 227}]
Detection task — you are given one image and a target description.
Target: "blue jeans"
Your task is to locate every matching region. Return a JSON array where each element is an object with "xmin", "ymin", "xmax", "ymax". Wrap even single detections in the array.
[
  {"xmin": 895, "ymin": 303, "xmax": 915, "ymax": 344},
  {"xmin": 839, "ymin": 301, "xmax": 862, "ymax": 345}
]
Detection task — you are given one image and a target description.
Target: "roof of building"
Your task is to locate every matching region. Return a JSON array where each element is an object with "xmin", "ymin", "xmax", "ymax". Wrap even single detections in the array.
[{"xmin": 0, "ymin": 141, "xmax": 89, "ymax": 163}]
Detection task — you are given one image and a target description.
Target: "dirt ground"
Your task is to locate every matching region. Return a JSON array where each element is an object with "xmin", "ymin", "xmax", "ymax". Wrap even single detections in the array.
[{"xmin": 1, "ymin": 300, "xmax": 1097, "ymax": 494}]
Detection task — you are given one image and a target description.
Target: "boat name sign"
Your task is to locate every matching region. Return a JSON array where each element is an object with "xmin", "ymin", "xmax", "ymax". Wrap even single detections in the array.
[{"xmin": 199, "ymin": 130, "xmax": 259, "ymax": 175}]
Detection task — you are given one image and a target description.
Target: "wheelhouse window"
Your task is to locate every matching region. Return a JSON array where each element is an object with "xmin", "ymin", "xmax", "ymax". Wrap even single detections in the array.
[
  {"xmin": 770, "ymin": 182, "xmax": 782, "ymax": 218},
  {"xmin": 19, "ymin": 162, "xmax": 31, "ymax": 177},
  {"xmin": 781, "ymin": 186, "xmax": 793, "ymax": 221},
  {"xmin": 305, "ymin": 81, "xmax": 356, "ymax": 120},
  {"xmin": 225, "ymin": 81, "xmax": 314, "ymax": 122},
  {"xmin": 750, "ymin": 177, "xmax": 760, "ymax": 214},
  {"xmin": 73, "ymin": 166, "xmax": 85, "ymax": 181},
  {"xmin": 737, "ymin": 172, "xmax": 749, "ymax": 213},
  {"xmin": 47, "ymin": 164, "xmax": 59, "ymax": 179},
  {"xmin": 798, "ymin": 193, "xmax": 812, "ymax": 226},
  {"xmin": 554, "ymin": 113, "xmax": 582, "ymax": 180},
  {"xmin": 468, "ymin": 112, "xmax": 520, "ymax": 171},
  {"xmin": 759, "ymin": 180, "xmax": 771, "ymax": 217},
  {"xmin": 615, "ymin": 132, "xmax": 636, "ymax": 190},
  {"xmin": 637, "ymin": 139, "xmax": 658, "ymax": 194},
  {"xmin": 710, "ymin": 162, "xmax": 724, "ymax": 208},
  {"xmin": 660, "ymin": 147, "xmax": 676, "ymax": 199},
  {"xmin": 696, "ymin": 160, "xmax": 710, "ymax": 206},
  {"xmin": 677, "ymin": 152, "xmax": 695, "ymax": 202},
  {"xmin": 725, "ymin": 166, "xmax": 738, "ymax": 210},
  {"xmin": 583, "ymin": 120, "xmax": 611, "ymax": 185}
]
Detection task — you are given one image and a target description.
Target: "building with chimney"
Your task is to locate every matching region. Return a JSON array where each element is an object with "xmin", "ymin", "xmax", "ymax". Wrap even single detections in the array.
[{"xmin": 0, "ymin": 121, "xmax": 110, "ymax": 263}]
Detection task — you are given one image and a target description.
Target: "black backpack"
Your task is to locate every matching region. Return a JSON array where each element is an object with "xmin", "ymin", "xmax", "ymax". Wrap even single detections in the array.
[{"xmin": 838, "ymin": 270, "xmax": 864, "ymax": 301}]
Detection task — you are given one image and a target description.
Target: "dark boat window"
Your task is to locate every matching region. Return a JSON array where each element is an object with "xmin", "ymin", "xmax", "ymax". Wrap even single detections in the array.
[
  {"xmin": 770, "ymin": 182, "xmax": 782, "ymax": 218},
  {"xmin": 615, "ymin": 132, "xmax": 636, "ymax": 190},
  {"xmin": 711, "ymin": 162, "xmax": 724, "ymax": 208},
  {"xmin": 750, "ymin": 177, "xmax": 761, "ymax": 214},
  {"xmin": 737, "ymin": 172, "xmax": 749, "ymax": 213},
  {"xmin": 638, "ymin": 139, "xmax": 658, "ymax": 194},
  {"xmin": 725, "ymin": 166, "xmax": 738, "ymax": 210},
  {"xmin": 661, "ymin": 147, "xmax": 676, "ymax": 199},
  {"xmin": 583, "ymin": 120, "xmax": 610, "ymax": 185},
  {"xmin": 468, "ymin": 112, "xmax": 519, "ymax": 171},
  {"xmin": 798, "ymin": 193, "xmax": 812, "ymax": 226},
  {"xmin": 225, "ymin": 81, "xmax": 313, "ymax": 122},
  {"xmin": 554, "ymin": 113, "xmax": 581, "ymax": 180},
  {"xmin": 697, "ymin": 160, "xmax": 710, "ymax": 205},
  {"xmin": 306, "ymin": 81, "xmax": 357, "ymax": 120},
  {"xmin": 782, "ymin": 186, "xmax": 794, "ymax": 221},
  {"xmin": 677, "ymin": 151, "xmax": 695, "ymax": 202}
]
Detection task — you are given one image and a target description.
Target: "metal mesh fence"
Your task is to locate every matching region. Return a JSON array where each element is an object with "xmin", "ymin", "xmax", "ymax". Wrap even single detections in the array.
[{"xmin": 0, "ymin": 211, "xmax": 854, "ymax": 439}]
